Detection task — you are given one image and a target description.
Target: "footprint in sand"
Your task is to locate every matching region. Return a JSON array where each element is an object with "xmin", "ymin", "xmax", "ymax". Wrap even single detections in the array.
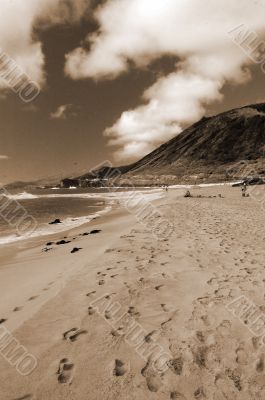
[
  {"xmin": 225, "ymin": 369, "xmax": 242, "ymax": 391},
  {"xmin": 105, "ymin": 293, "xmax": 116, "ymax": 300},
  {"xmin": 111, "ymin": 328, "xmax": 124, "ymax": 337},
  {"xmin": 144, "ymin": 330, "xmax": 160, "ymax": 343},
  {"xmin": 128, "ymin": 306, "xmax": 140, "ymax": 317},
  {"xmin": 252, "ymin": 336, "xmax": 260, "ymax": 350},
  {"xmin": 57, "ymin": 358, "xmax": 75, "ymax": 384},
  {"xmin": 113, "ymin": 359, "xmax": 128, "ymax": 376},
  {"xmin": 170, "ymin": 392, "xmax": 187, "ymax": 400},
  {"xmin": 63, "ymin": 328, "xmax": 88, "ymax": 342},
  {"xmin": 68, "ymin": 330, "xmax": 88, "ymax": 342},
  {"xmin": 63, "ymin": 327, "xmax": 78, "ymax": 339},
  {"xmin": 13, "ymin": 307, "xmax": 23, "ymax": 312},
  {"xmin": 128, "ymin": 287, "xmax": 137, "ymax": 296},
  {"xmin": 141, "ymin": 357, "xmax": 163, "ymax": 392},
  {"xmin": 98, "ymin": 280, "xmax": 105, "ymax": 286},
  {"xmin": 88, "ymin": 306, "xmax": 96, "ymax": 315},
  {"xmin": 161, "ymin": 304, "xmax": 170, "ymax": 312},
  {"xmin": 161, "ymin": 317, "xmax": 173, "ymax": 330},
  {"xmin": 28, "ymin": 296, "xmax": 38, "ymax": 301},
  {"xmin": 167, "ymin": 357, "xmax": 183, "ymax": 375},
  {"xmin": 155, "ymin": 285, "xmax": 164, "ymax": 291},
  {"xmin": 14, "ymin": 395, "xmax": 33, "ymax": 400},
  {"xmin": 192, "ymin": 346, "xmax": 207, "ymax": 368},
  {"xmin": 256, "ymin": 355, "xmax": 264, "ymax": 372},
  {"xmin": 86, "ymin": 291, "xmax": 96, "ymax": 297},
  {"xmin": 215, "ymin": 320, "xmax": 231, "ymax": 335},
  {"xmin": 0, "ymin": 318, "xmax": 7, "ymax": 324},
  {"xmin": 105, "ymin": 309, "xmax": 113, "ymax": 319},
  {"xmin": 236, "ymin": 344, "xmax": 248, "ymax": 365},
  {"xmin": 194, "ymin": 387, "xmax": 206, "ymax": 399}
]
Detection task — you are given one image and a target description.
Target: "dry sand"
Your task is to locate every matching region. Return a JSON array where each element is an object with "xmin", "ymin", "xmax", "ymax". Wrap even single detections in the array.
[{"xmin": 1, "ymin": 185, "xmax": 265, "ymax": 399}]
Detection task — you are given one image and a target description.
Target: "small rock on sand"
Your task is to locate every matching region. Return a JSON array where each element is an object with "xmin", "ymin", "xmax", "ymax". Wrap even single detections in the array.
[
  {"xmin": 49, "ymin": 219, "xmax": 62, "ymax": 225},
  {"xmin": 56, "ymin": 240, "xmax": 71, "ymax": 245},
  {"xmin": 71, "ymin": 247, "xmax": 82, "ymax": 254}
]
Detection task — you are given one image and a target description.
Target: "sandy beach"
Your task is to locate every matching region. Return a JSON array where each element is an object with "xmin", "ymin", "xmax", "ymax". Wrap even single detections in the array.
[
  {"xmin": 1, "ymin": 185, "xmax": 265, "ymax": 400},
  {"xmin": 2, "ymin": 1, "xmax": 265, "ymax": 398}
]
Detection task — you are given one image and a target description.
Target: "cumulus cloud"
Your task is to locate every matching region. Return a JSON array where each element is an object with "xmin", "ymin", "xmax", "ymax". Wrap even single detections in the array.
[
  {"xmin": 65, "ymin": 0, "xmax": 265, "ymax": 160},
  {"xmin": 105, "ymin": 72, "xmax": 224, "ymax": 159},
  {"xmin": 50, "ymin": 104, "xmax": 77, "ymax": 119},
  {"xmin": 0, "ymin": 0, "xmax": 90, "ymax": 91}
]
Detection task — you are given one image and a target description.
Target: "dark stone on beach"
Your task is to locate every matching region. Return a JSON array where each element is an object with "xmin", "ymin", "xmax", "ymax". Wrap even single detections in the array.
[
  {"xmin": 71, "ymin": 247, "xmax": 82, "ymax": 254},
  {"xmin": 56, "ymin": 240, "xmax": 71, "ymax": 245},
  {"xmin": 46, "ymin": 242, "xmax": 54, "ymax": 246},
  {"xmin": 49, "ymin": 219, "xmax": 62, "ymax": 225},
  {"xmin": 0, "ymin": 319, "xmax": 7, "ymax": 324},
  {"xmin": 78, "ymin": 229, "xmax": 101, "ymax": 236},
  {"xmin": 90, "ymin": 229, "xmax": 101, "ymax": 234}
]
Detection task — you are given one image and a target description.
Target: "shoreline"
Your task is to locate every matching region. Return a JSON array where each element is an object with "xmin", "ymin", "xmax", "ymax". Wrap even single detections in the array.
[
  {"xmin": 0, "ymin": 204, "xmax": 112, "ymax": 246},
  {"xmin": 0, "ymin": 184, "xmax": 235, "ymax": 333},
  {"xmin": 0, "ymin": 181, "xmax": 239, "ymax": 247},
  {"xmin": 0, "ymin": 186, "xmax": 167, "ymax": 247},
  {"xmin": 0, "ymin": 204, "xmax": 138, "ymax": 332}
]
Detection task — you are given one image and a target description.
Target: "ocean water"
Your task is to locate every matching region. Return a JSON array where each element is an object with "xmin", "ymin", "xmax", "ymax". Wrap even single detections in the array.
[
  {"xmin": 0, "ymin": 188, "xmax": 111, "ymax": 245},
  {"xmin": 0, "ymin": 187, "xmax": 164, "ymax": 245}
]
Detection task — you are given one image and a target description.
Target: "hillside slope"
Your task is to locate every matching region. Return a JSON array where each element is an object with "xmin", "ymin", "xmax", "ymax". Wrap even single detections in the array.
[{"xmin": 77, "ymin": 103, "xmax": 265, "ymax": 185}]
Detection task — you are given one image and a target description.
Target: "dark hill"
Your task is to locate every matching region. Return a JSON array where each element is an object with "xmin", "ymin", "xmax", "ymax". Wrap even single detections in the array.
[{"xmin": 78, "ymin": 103, "xmax": 265, "ymax": 185}]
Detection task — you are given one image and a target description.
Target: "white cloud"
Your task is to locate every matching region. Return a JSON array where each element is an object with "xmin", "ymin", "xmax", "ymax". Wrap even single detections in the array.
[
  {"xmin": 0, "ymin": 0, "xmax": 90, "ymax": 91},
  {"xmin": 50, "ymin": 104, "xmax": 76, "ymax": 119},
  {"xmin": 0, "ymin": 155, "xmax": 9, "ymax": 160},
  {"xmin": 65, "ymin": 0, "xmax": 265, "ymax": 160},
  {"xmin": 106, "ymin": 72, "xmax": 224, "ymax": 159}
]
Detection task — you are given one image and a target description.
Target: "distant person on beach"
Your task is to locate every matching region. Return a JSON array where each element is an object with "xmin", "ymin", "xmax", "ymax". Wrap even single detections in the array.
[
  {"xmin": 241, "ymin": 182, "xmax": 247, "ymax": 197},
  {"xmin": 184, "ymin": 190, "xmax": 192, "ymax": 198}
]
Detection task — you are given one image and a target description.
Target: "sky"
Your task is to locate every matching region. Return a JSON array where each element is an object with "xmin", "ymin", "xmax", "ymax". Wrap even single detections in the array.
[{"xmin": 0, "ymin": 0, "xmax": 265, "ymax": 184}]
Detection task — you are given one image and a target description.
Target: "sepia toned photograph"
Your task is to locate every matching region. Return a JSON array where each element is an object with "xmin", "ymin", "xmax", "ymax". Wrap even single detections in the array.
[{"xmin": 1, "ymin": 1, "xmax": 265, "ymax": 399}]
